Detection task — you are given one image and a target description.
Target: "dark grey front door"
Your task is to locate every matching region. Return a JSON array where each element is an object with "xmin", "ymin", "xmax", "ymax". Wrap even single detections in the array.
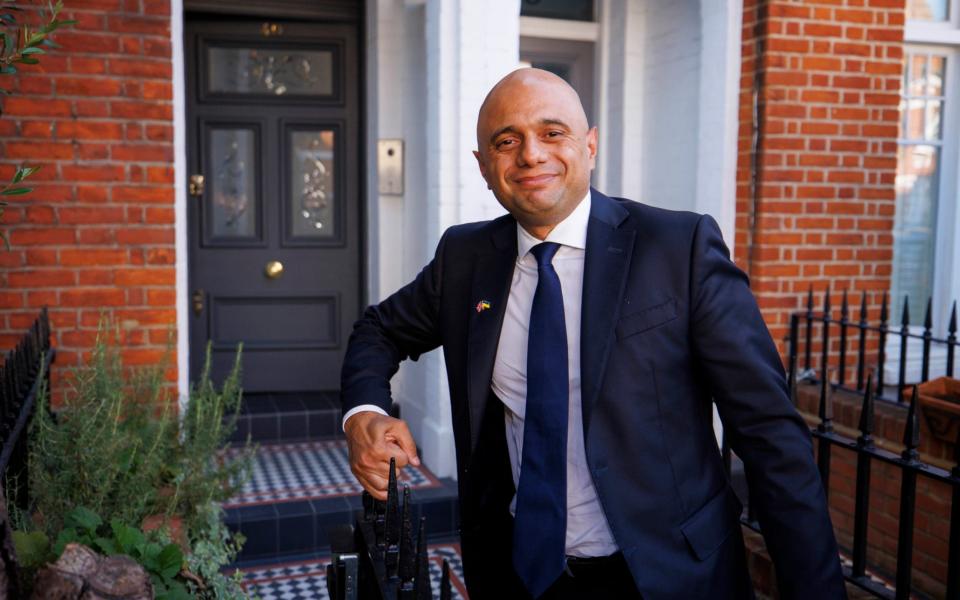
[{"xmin": 185, "ymin": 19, "xmax": 361, "ymax": 392}]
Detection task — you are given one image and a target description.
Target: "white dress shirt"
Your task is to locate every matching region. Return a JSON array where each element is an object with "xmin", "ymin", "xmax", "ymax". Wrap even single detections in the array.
[
  {"xmin": 491, "ymin": 192, "xmax": 618, "ymax": 558},
  {"xmin": 343, "ymin": 191, "xmax": 618, "ymax": 557}
]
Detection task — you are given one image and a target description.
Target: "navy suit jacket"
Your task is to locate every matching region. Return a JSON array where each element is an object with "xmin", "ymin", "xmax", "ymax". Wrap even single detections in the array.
[{"xmin": 341, "ymin": 190, "xmax": 846, "ymax": 599}]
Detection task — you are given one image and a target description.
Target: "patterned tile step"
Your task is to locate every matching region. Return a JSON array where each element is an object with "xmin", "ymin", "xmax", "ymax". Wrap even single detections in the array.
[
  {"xmin": 224, "ymin": 439, "xmax": 440, "ymax": 507},
  {"xmin": 223, "ymin": 440, "xmax": 459, "ymax": 561},
  {"xmin": 229, "ymin": 392, "xmax": 344, "ymax": 444},
  {"xmin": 239, "ymin": 542, "xmax": 469, "ymax": 600}
]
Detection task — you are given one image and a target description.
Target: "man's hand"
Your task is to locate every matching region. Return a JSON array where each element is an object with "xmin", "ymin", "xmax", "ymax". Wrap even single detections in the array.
[{"xmin": 344, "ymin": 411, "xmax": 421, "ymax": 501}]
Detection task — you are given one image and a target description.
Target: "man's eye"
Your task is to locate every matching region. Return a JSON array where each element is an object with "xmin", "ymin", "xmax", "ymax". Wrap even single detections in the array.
[
  {"xmin": 496, "ymin": 139, "xmax": 515, "ymax": 148},
  {"xmin": 546, "ymin": 131, "xmax": 562, "ymax": 138}
]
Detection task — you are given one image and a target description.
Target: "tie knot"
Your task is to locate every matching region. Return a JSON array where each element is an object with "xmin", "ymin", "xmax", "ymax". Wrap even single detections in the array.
[{"xmin": 530, "ymin": 242, "xmax": 561, "ymax": 269}]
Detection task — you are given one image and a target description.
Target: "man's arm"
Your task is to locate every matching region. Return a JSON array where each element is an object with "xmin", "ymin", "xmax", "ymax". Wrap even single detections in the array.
[
  {"xmin": 689, "ymin": 215, "xmax": 846, "ymax": 599},
  {"xmin": 340, "ymin": 231, "xmax": 449, "ymax": 499}
]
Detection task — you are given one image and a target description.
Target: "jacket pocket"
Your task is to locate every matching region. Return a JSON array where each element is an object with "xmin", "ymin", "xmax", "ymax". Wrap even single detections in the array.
[
  {"xmin": 615, "ymin": 297, "xmax": 678, "ymax": 340},
  {"xmin": 679, "ymin": 486, "xmax": 742, "ymax": 561}
]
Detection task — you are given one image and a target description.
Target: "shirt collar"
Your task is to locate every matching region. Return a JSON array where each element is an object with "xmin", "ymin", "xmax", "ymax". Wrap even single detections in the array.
[{"xmin": 516, "ymin": 190, "xmax": 591, "ymax": 259}]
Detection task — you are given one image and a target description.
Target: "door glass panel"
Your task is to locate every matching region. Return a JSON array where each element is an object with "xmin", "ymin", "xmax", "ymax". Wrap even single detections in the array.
[
  {"xmin": 207, "ymin": 46, "xmax": 334, "ymax": 96},
  {"xmin": 290, "ymin": 130, "xmax": 336, "ymax": 238},
  {"xmin": 907, "ymin": 0, "xmax": 949, "ymax": 21},
  {"xmin": 209, "ymin": 128, "xmax": 257, "ymax": 239}
]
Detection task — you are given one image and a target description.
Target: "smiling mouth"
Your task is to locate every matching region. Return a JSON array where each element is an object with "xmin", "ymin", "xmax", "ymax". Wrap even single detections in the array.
[{"xmin": 513, "ymin": 174, "xmax": 556, "ymax": 187}]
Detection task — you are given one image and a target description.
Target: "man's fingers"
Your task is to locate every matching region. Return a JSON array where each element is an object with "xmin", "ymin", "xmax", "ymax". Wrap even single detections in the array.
[{"xmin": 385, "ymin": 420, "xmax": 420, "ymax": 466}]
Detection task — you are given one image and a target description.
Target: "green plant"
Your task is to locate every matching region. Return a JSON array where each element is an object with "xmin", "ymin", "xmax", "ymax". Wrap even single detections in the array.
[
  {"xmin": 14, "ymin": 321, "xmax": 253, "ymax": 597},
  {"xmin": 15, "ymin": 506, "xmax": 192, "ymax": 600},
  {"xmin": 0, "ymin": 0, "xmax": 74, "ymax": 246}
]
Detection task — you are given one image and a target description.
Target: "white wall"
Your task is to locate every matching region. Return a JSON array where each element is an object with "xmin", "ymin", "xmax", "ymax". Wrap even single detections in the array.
[
  {"xmin": 599, "ymin": 0, "xmax": 740, "ymax": 244},
  {"xmin": 366, "ymin": 0, "xmax": 519, "ymax": 478}
]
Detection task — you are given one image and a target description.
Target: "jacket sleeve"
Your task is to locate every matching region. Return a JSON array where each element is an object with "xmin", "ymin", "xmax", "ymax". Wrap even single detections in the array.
[
  {"xmin": 689, "ymin": 214, "xmax": 846, "ymax": 599},
  {"xmin": 339, "ymin": 231, "xmax": 448, "ymax": 416}
]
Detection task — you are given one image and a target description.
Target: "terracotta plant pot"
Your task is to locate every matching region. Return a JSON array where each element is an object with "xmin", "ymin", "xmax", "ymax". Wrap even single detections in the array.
[{"xmin": 915, "ymin": 377, "xmax": 960, "ymax": 444}]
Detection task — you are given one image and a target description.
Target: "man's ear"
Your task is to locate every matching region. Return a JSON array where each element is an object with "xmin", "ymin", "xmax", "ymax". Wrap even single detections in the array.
[
  {"xmin": 473, "ymin": 150, "xmax": 490, "ymax": 185},
  {"xmin": 586, "ymin": 127, "xmax": 598, "ymax": 168}
]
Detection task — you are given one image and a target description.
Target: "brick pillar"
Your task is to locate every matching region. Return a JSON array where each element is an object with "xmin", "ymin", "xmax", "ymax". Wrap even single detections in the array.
[
  {"xmin": 0, "ymin": 0, "xmax": 175, "ymax": 399},
  {"xmin": 736, "ymin": 0, "xmax": 905, "ymax": 354}
]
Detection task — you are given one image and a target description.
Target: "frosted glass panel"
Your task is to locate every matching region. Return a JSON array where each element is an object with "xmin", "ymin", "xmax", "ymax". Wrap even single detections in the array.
[
  {"xmin": 209, "ymin": 128, "xmax": 257, "ymax": 239},
  {"xmin": 208, "ymin": 46, "xmax": 333, "ymax": 96},
  {"xmin": 289, "ymin": 130, "xmax": 336, "ymax": 238}
]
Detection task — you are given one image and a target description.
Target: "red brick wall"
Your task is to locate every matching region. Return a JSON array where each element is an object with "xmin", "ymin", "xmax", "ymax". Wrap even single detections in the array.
[
  {"xmin": 0, "ymin": 0, "xmax": 176, "ymax": 398},
  {"xmin": 736, "ymin": 0, "xmax": 905, "ymax": 355}
]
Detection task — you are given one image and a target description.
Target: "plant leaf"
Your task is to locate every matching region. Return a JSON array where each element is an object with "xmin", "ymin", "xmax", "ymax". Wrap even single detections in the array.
[
  {"xmin": 157, "ymin": 543, "xmax": 183, "ymax": 580},
  {"xmin": 1, "ymin": 187, "xmax": 31, "ymax": 196},
  {"xmin": 112, "ymin": 520, "xmax": 145, "ymax": 555},
  {"xmin": 94, "ymin": 536, "xmax": 117, "ymax": 555},
  {"xmin": 66, "ymin": 506, "xmax": 102, "ymax": 534},
  {"xmin": 21, "ymin": 47, "xmax": 44, "ymax": 55},
  {"xmin": 12, "ymin": 531, "xmax": 50, "ymax": 568}
]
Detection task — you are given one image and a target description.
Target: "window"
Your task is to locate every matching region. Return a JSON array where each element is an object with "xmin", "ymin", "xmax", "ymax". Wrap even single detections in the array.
[{"xmin": 885, "ymin": 1, "xmax": 960, "ymax": 385}]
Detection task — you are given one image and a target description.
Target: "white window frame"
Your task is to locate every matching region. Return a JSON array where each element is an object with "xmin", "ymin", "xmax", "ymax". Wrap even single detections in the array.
[{"xmin": 885, "ymin": 2, "xmax": 960, "ymax": 385}]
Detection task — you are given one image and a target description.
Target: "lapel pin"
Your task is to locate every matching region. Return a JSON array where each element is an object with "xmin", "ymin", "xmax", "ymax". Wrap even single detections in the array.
[{"xmin": 475, "ymin": 300, "xmax": 491, "ymax": 313}]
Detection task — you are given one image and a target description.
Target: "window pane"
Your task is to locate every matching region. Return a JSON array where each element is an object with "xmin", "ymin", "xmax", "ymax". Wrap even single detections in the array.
[
  {"xmin": 209, "ymin": 128, "xmax": 257, "ymax": 239},
  {"xmin": 909, "ymin": 54, "xmax": 927, "ymax": 97},
  {"xmin": 892, "ymin": 144, "xmax": 940, "ymax": 325},
  {"xmin": 907, "ymin": 0, "xmax": 949, "ymax": 21},
  {"xmin": 925, "ymin": 99, "xmax": 943, "ymax": 140},
  {"xmin": 208, "ymin": 46, "xmax": 334, "ymax": 96},
  {"xmin": 928, "ymin": 55, "xmax": 946, "ymax": 97},
  {"xmin": 290, "ymin": 130, "xmax": 336, "ymax": 238},
  {"xmin": 520, "ymin": 0, "xmax": 594, "ymax": 21}
]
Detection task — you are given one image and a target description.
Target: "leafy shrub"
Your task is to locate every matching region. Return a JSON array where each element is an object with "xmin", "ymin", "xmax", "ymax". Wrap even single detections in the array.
[{"xmin": 11, "ymin": 322, "xmax": 254, "ymax": 598}]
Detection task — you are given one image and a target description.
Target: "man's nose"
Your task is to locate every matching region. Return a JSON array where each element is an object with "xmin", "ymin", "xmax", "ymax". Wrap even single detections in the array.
[{"xmin": 517, "ymin": 138, "xmax": 547, "ymax": 166}]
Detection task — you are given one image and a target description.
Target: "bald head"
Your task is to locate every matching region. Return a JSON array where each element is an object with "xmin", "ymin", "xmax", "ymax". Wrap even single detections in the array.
[
  {"xmin": 472, "ymin": 68, "xmax": 598, "ymax": 240},
  {"xmin": 476, "ymin": 68, "xmax": 590, "ymax": 149}
]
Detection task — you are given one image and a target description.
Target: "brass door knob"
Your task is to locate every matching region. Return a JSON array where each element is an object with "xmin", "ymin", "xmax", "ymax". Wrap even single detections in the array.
[{"xmin": 265, "ymin": 260, "xmax": 284, "ymax": 279}]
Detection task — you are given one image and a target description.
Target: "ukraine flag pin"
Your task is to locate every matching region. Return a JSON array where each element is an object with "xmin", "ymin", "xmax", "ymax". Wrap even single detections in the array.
[{"xmin": 475, "ymin": 300, "xmax": 491, "ymax": 313}]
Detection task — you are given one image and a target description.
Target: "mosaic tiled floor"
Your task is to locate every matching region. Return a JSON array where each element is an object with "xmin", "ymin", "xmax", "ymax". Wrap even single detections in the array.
[
  {"xmin": 224, "ymin": 440, "xmax": 441, "ymax": 508},
  {"xmin": 239, "ymin": 543, "xmax": 468, "ymax": 600}
]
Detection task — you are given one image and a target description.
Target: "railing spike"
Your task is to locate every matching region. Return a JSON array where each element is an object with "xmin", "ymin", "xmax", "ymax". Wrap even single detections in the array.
[
  {"xmin": 901, "ymin": 296, "xmax": 910, "ymax": 328},
  {"xmin": 924, "ymin": 297, "xmax": 933, "ymax": 330},
  {"xmin": 399, "ymin": 486, "xmax": 416, "ymax": 583},
  {"xmin": 362, "ymin": 490, "xmax": 374, "ymax": 521},
  {"xmin": 414, "ymin": 517, "xmax": 431, "ymax": 600},
  {"xmin": 949, "ymin": 301, "xmax": 958, "ymax": 378},
  {"xmin": 902, "ymin": 385, "xmax": 920, "ymax": 461},
  {"xmin": 440, "ymin": 559, "xmax": 452, "ymax": 600},
  {"xmin": 841, "ymin": 289, "xmax": 849, "ymax": 319},
  {"xmin": 858, "ymin": 374, "xmax": 874, "ymax": 444},
  {"xmin": 807, "ymin": 286, "xmax": 814, "ymax": 312},
  {"xmin": 823, "ymin": 285, "xmax": 832, "ymax": 317},
  {"xmin": 880, "ymin": 291, "xmax": 889, "ymax": 323},
  {"xmin": 818, "ymin": 372, "xmax": 833, "ymax": 433},
  {"xmin": 386, "ymin": 457, "xmax": 400, "ymax": 546}
]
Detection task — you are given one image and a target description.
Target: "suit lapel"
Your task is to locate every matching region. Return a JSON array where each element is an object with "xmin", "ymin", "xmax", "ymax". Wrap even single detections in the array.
[
  {"xmin": 580, "ymin": 190, "xmax": 635, "ymax": 433},
  {"xmin": 466, "ymin": 219, "xmax": 517, "ymax": 453}
]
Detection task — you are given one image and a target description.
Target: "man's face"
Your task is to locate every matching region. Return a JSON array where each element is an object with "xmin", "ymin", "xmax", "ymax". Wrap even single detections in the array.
[{"xmin": 474, "ymin": 71, "xmax": 597, "ymax": 237}]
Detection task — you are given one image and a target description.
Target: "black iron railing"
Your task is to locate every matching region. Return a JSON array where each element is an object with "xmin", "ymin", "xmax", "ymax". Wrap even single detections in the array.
[
  {"xmin": 787, "ymin": 287, "xmax": 958, "ymax": 405},
  {"xmin": 327, "ymin": 458, "xmax": 452, "ymax": 600},
  {"xmin": 725, "ymin": 291, "xmax": 960, "ymax": 599},
  {"xmin": 0, "ymin": 308, "xmax": 53, "ymax": 511}
]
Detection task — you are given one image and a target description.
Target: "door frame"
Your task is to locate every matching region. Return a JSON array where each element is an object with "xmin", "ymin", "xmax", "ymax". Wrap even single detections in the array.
[{"xmin": 173, "ymin": 0, "xmax": 366, "ymax": 404}]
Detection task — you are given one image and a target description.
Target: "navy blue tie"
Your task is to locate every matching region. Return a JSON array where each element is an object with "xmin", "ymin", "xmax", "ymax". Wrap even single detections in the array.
[{"xmin": 512, "ymin": 242, "xmax": 568, "ymax": 599}]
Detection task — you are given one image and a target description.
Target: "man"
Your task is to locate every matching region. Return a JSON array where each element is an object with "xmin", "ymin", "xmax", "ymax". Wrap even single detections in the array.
[{"xmin": 341, "ymin": 69, "xmax": 846, "ymax": 599}]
